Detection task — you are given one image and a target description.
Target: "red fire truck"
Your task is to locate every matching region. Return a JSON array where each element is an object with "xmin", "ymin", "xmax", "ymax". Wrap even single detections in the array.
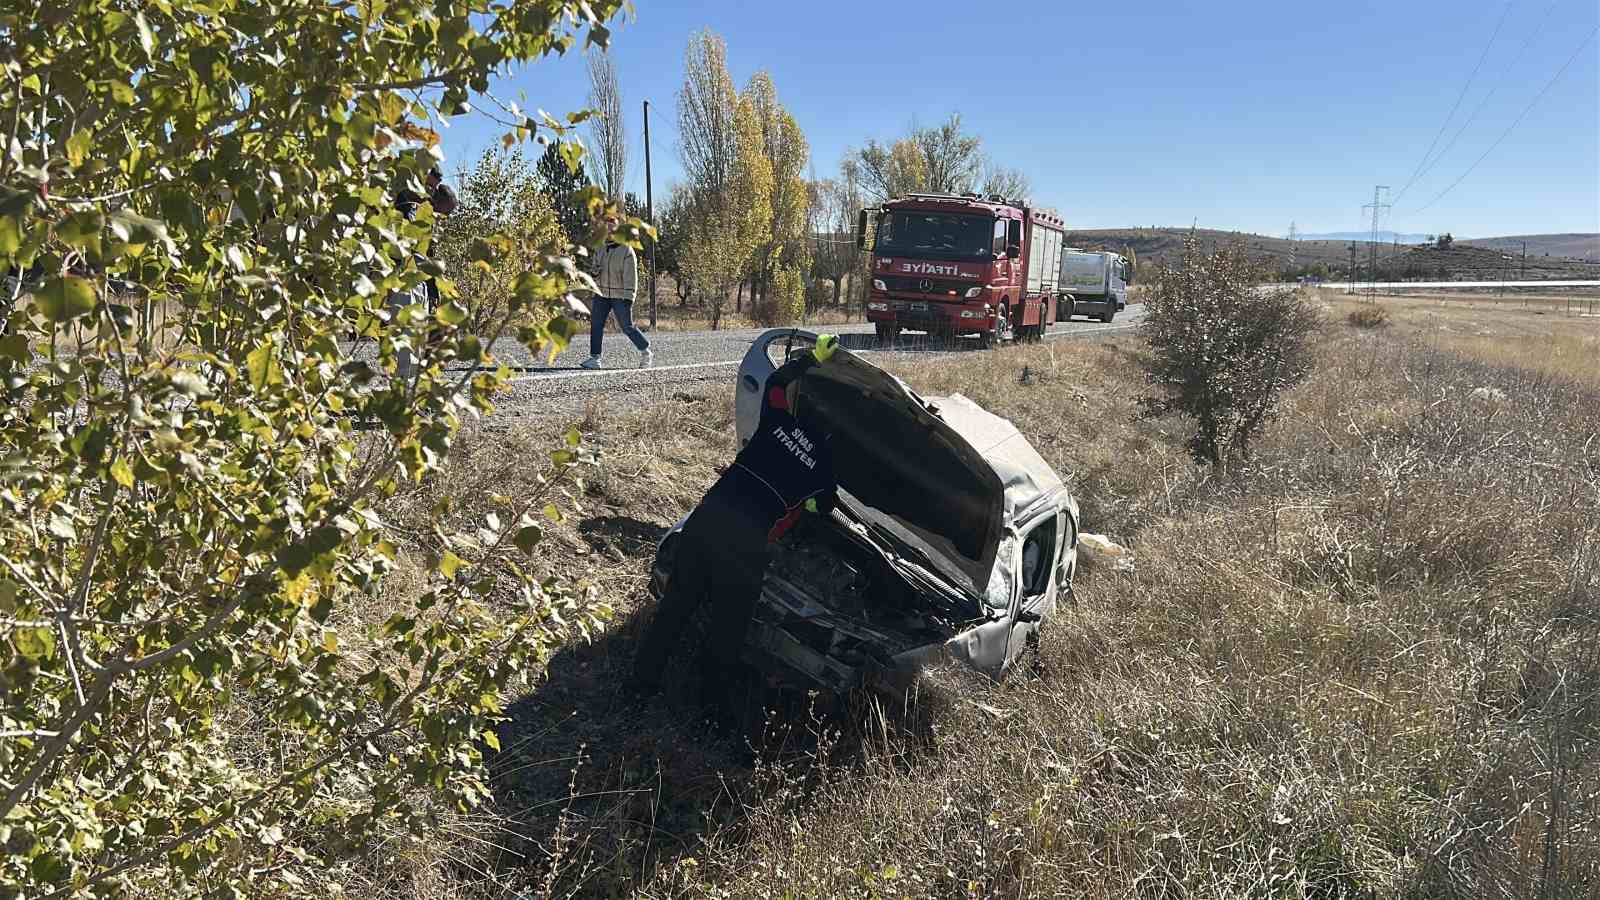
[{"xmin": 856, "ymin": 193, "xmax": 1067, "ymax": 348}]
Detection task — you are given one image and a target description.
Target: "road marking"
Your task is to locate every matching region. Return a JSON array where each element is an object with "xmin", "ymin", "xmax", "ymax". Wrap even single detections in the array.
[{"xmin": 504, "ymin": 320, "xmax": 1141, "ymax": 384}]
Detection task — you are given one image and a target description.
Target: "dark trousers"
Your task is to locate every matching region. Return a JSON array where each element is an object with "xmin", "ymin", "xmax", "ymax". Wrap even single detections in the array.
[
  {"xmin": 590, "ymin": 296, "xmax": 650, "ymax": 357},
  {"xmin": 632, "ymin": 491, "xmax": 768, "ymax": 721}
]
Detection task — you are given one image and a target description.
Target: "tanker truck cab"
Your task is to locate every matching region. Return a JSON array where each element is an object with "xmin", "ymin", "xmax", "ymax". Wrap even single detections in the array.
[{"xmin": 857, "ymin": 193, "xmax": 1063, "ymax": 349}]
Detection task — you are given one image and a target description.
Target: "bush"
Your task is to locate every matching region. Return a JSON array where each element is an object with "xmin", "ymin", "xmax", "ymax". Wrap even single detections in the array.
[
  {"xmin": 1346, "ymin": 304, "xmax": 1391, "ymax": 328},
  {"xmin": 0, "ymin": 0, "xmax": 629, "ymax": 893},
  {"xmin": 1141, "ymin": 238, "xmax": 1321, "ymax": 471}
]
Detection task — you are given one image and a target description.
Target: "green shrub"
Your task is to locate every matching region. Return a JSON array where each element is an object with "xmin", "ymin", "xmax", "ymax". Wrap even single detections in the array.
[
  {"xmin": 0, "ymin": 0, "xmax": 633, "ymax": 893},
  {"xmin": 1140, "ymin": 238, "xmax": 1321, "ymax": 471}
]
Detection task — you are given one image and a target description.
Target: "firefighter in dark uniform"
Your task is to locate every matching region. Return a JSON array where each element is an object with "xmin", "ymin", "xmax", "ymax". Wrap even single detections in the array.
[{"xmin": 630, "ymin": 334, "xmax": 842, "ymax": 727}]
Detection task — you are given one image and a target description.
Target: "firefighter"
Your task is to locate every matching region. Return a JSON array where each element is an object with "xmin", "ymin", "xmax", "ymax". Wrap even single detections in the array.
[{"xmin": 629, "ymin": 334, "xmax": 842, "ymax": 729}]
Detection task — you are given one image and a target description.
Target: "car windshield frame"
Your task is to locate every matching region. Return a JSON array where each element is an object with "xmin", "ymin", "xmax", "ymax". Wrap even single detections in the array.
[{"xmin": 875, "ymin": 211, "xmax": 997, "ymax": 262}]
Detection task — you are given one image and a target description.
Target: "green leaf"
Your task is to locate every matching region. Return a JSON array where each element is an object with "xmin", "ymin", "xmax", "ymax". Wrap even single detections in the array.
[
  {"xmin": 55, "ymin": 209, "xmax": 104, "ymax": 251},
  {"xmin": 558, "ymin": 139, "xmax": 584, "ymax": 175},
  {"xmin": 35, "ymin": 276, "xmax": 97, "ymax": 322},
  {"xmin": 513, "ymin": 525, "xmax": 543, "ymax": 554},
  {"xmin": 542, "ymin": 504, "xmax": 563, "ymax": 523},
  {"xmin": 0, "ymin": 334, "xmax": 30, "ymax": 363},
  {"xmin": 65, "ymin": 129, "xmax": 93, "ymax": 168},
  {"xmin": 439, "ymin": 551, "xmax": 465, "ymax": 579},
  {"xmin": 169, "ymin": 371, "xmax": 211, "ymax": 398},
  {"xmin": 564, "ymin": 427, "xmax": 581, "ymax": 448},
  {"xmin": 0, "ymin": 215, "xmax": 21, "ymax": 255},
  {"xmin": 107, "ymin": 209, "xmax": 172, "ymax": 256},
  {"xmin": 483, "ymin": 730, "xmax": 501, "ymax": 752},
  {"xmin": 135, "ymin": 11, "xmax": 156, "ymax": 56},
  {"xmin": 435, "ymin": 301, "xmax": 467, "ymax": 327},
  {"xmin": 48, "ymin": 514, "xmax": 77, "ymax": 540},
  {"xmin": 322, "ymin": 631, "xmax": 339, "ymax": 653},
  {"xmin": 109, "ymin": 457, "xmax": 135, "ymax": 488},
  {"xmin": 246, "ymin": 341, "xmax": 277, "ymax": 390},
  {"xmin": 12, "ymin": 628, "xmax": 54, "ymax": 661}
]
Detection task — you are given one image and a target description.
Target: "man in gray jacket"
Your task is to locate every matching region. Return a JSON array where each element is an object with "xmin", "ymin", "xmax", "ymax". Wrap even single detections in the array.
[{"xmin": 581, "ymin": 239, "xmax": 653, "ymax": 369}]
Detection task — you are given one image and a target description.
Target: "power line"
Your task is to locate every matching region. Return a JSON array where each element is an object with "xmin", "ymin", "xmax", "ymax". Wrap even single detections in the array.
[
  {"xmin": 1394, "ymin": 0, "xmax": 1517, "ymax": 202},
  {"xmin": 1396, "ymin": 0, "xmax": 1564, "ymax": 205},
  {"xmin": 1410, "ymin": 26, "xmax": 1598, "ymax": 215}
]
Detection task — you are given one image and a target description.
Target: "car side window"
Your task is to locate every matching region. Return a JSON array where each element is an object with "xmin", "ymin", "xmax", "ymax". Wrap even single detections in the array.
[
  {"xmin": 1055, "ymin": 510, "xmax": 1077, "ymax": 586},
  {"xmin": 992, "ymin": 219, "xmax": 1008, "ymax": 257},
  {"xmin": 1019, "ymin": 515, "xmax": 1057, "ymax": 598}
]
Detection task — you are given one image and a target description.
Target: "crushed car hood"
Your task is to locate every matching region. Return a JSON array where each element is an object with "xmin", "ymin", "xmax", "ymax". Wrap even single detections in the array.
[{"xmin": 787, "ymin": 348, "xmax": 1064, "ymax": 599}]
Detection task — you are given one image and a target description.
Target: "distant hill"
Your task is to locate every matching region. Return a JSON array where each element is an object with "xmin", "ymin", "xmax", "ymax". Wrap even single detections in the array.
[
  {"xmin": 1300, "ymin": 231, "xmax": 1432, "ymax": 245},
  {"xmin": 1461, "ymin": 233, "xmax": 1599, "ymax": 262},
  {"xmin": 1064, "ymin": 227, "xmax": 1600, "ymax": 280}
]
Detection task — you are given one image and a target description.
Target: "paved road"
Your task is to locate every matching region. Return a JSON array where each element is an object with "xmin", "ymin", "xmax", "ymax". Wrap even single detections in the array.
[
  {"xmin": 476, "ymin": 307, "xmax": 1145, "ymax": 412},
  {"xmin": 1297, "ymin": 280, "xmax": 1600, "ymax": 290}
]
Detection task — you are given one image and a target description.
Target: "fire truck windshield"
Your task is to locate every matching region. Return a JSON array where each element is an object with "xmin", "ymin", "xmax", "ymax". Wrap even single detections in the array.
[{"xmin": 874, "ymin": 212, "xmax": 995, "ymax": 261}]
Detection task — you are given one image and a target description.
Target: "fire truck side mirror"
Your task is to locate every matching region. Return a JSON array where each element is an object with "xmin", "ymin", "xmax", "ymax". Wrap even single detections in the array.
[
  {"xmin": 1006, "ymin": 243, "xmax": 1021, "ymax": 259},
  {"xmin": 856, "ymin": 209, "xmax": 873, "ymax": 250}
]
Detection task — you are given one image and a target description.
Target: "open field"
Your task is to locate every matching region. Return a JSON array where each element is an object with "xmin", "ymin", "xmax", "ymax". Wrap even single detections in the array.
[
  {"xmin": 326, "ymin": 292, "xmax": 1600, "ymax": 898},
  {"xmin": 1069, "ymin": 228, "xmax": 1600, "ymax": 281}
]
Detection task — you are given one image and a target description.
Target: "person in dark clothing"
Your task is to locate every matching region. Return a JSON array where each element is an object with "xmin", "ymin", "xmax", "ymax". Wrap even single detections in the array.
[
  {"xmin": 388, "ymin": 167, "xmax": 458, "ymax": 372},
  {"xmin": 631, "ymin": 335, "xmax": 842, "ymax": 728}
]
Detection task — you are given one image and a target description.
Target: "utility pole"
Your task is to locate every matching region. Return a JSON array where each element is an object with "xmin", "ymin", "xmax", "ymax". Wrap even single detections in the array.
[
  {"xmin": 1362, "ymin": 185, "xmax": 1392, "ymax": 300},
  {"xmin": 1347, "ymin": 242, "xmax": 1359, "ymax": 295},
  {"xmin": 643, "ymin": 99, "xmax": 658, "ymax": 329},
  {"xmin": 1521, "ymin": 239, "xmax": 1527, "ymax": 280}
]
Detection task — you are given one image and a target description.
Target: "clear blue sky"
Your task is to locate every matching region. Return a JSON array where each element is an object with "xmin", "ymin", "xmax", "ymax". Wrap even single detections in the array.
[{"xmin": 441, "ymin": 0, "xmax": 1599, "ymax": 239}]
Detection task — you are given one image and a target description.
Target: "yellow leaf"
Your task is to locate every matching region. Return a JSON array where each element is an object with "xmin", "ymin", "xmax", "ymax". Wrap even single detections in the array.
[{"xmin": 322, "ymin": 631, "xmax": 339, "ymax": 653}]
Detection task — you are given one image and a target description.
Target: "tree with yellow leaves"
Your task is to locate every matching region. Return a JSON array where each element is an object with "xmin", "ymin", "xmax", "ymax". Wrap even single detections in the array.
[
  {"xmin": 676, "ymin": 30, "xmax": 774, "ymax": 329},
  {"xmin": 741, "ymin": 72, "xmax": 810, "ymax": 324}
]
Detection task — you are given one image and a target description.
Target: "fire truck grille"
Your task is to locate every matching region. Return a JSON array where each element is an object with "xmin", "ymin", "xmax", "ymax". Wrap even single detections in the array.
[{"xmin": 880, "ymin": 276, "xmax": 972, "ymax": 295}]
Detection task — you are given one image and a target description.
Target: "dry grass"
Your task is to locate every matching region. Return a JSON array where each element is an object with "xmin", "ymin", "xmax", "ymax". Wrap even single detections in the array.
[
  {"xmin": 1346, "ymin": 303, "xmax": 1391, "ymax": 329},
  {"xmin": 345, "ymin": 301, "xmax": 1600, "ymax": 898}
]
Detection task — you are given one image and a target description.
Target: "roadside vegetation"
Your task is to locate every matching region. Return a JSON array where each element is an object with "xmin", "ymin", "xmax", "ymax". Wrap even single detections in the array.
[
  {"xmin": 337, "ymin": 280, "xmax": 1596, "ymax": 897},
  {"xmin": 5, "ymin": 0, "xmax": 1594, "ymax": 894}
]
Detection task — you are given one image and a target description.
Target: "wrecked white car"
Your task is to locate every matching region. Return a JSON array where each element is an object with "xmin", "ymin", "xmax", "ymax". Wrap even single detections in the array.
[{"xmin": 650, "ymin": 329, "xmax": 1079, "ymax": 695}]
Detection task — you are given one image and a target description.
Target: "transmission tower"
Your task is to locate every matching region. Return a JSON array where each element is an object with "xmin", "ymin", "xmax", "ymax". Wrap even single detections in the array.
[
  {"xmin": 1287, "ymin": 221, "xmax": 1299, "ymax": 271},
  {"xmin": 1362, "ymin": 186, "xmax": 1392, "ymax": 300}
]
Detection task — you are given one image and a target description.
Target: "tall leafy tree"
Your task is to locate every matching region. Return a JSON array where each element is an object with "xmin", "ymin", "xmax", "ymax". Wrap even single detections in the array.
[
  {"xmin": 741, "ymin": 72, "xmax": 810, "ymax": 324},
  {"xmin": 676, "ymin": 30, "xmax": 768, "ymax": 328},
  {"xmin": 0, "ymin": 0, "xmax": 634, "ymax": 893},
  {"xmin": 536, "ymin": 140, "xmax": 595, "ymax": 251},
  {"xmin": 848, "ymin": 138, "xmax": 928, "ymax": 202},
  {"xmin": 914, "ymin": 113, "xmax": 983, "ymax": 194}
]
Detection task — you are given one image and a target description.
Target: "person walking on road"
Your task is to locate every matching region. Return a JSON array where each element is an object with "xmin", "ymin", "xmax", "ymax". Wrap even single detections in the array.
[
  {"xmin": 629, "ymin": 335, "xmax": 842, "ymax": 733},
  {"xmin": 581, "ymin": 238, "xmax": 653, "ymax": 369}
]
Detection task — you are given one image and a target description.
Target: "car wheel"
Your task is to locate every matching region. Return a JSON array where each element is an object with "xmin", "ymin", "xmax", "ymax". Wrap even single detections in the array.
[
  {"xmin": 874, "ymin": 322, "xmax": 892, "ymax": 347},
  {"xmin": 1101, "ymin": 306, "xmax": 1115, "ymax": 324},
  {"xmin": 1063, "ymin": 298, "xmax": 1076, "ymax": 321}
]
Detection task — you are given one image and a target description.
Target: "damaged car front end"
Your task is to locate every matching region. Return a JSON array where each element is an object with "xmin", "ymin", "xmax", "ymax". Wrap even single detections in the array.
[{"xmin": 650, "ymin": 329, "xmax": 1079, "ymax": 695}]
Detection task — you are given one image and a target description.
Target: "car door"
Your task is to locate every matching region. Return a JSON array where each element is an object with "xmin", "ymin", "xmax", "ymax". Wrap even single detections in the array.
[
  {"xmin": 1004, "ymin": 510, "xmax": 1059, "ymax": 668},
  {"xmin": 736, "ymin": 328, "xmax": 820, "ymax": 445}
]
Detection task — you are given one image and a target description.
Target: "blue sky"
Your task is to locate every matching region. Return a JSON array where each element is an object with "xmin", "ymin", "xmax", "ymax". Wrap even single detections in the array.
[{"xmin": 440, "ymin": 0, "xmax": 1599, "ymax": 238}]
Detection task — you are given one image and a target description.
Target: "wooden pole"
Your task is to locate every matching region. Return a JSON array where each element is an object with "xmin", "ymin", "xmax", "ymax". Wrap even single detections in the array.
[{"xmin": 643, "ymin": 99, "xmax": 658, "ymax": 329}]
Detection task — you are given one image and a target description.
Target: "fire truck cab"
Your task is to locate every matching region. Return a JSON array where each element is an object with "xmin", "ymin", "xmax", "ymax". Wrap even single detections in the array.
[{"xmin": 857, "ymin": 193, "xmax": 1066, "ymax": 349}]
